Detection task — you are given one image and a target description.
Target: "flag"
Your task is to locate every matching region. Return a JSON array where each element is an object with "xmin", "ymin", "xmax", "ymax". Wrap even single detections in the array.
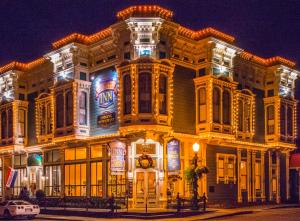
[{"xmin": 6, "ymin": 167, "xmax": 18, "ymax": 188}]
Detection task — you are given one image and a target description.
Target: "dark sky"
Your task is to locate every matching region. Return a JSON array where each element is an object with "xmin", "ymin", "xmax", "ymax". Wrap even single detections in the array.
[{"xmin": 0, "ymin": 0, "xmax": 299, "ymax": 67}]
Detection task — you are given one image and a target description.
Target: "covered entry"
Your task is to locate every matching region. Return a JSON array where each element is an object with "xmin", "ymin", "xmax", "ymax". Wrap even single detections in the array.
[{"xmin": 135, "ymin": 170, "xmax": 157, "ymax": 207}]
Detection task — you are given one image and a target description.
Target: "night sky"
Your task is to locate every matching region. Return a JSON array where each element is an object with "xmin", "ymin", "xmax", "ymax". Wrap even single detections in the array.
[{"xmin": 0, "ymin": 0, "xmax": 299, "ymax": 66}]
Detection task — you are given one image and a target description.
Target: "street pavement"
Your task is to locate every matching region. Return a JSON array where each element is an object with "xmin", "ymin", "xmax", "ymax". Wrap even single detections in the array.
[{"xmin": 2, "ymin": 206, "xmax": 300, "ymax": 221}]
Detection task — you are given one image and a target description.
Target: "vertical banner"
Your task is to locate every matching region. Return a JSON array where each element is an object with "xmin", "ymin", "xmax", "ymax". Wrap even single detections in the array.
[
  {"xmin": 90, "ymin": 67, "xmax": 118, "ymax": 136},
  {"xmin": 110, "ymin": 141, "xmax": 126, "ymax": 175},
  {"xmin": 6, "ymin": 167, "xmax": 18, "ymax": 188},
  {"xmin": 167, "ymin": 139, "xmax": 181, "ymax": 171}
]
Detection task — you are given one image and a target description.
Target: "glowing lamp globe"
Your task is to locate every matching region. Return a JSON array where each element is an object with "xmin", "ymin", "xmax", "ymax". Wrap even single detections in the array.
[{"xmin": 193, "ymin": 142, "xmax": 200, "ymax": 153}]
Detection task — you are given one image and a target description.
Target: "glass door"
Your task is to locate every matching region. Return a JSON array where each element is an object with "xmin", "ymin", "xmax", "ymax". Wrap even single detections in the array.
[{"xmin": 135, "ymin": 171, "xmax": 157, "ymax": 208}]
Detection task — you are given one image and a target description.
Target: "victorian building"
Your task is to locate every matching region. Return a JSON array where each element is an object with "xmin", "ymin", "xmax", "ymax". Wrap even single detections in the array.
[{"xmin": 0, "ymin": 5, "xmax": 299, "ymax": 208}]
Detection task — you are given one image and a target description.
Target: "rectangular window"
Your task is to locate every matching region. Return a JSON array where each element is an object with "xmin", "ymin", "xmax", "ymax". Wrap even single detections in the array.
[
  {"xmin": 91, "ymin": 162, "xmax": 103, "ymax": 197},
  {"xmin": 45, "ymin": 165, "xmax": 61, "ymax": 196},
  {"xmin": 65, "ymin": 163, "xmax": 86, "ymax": 196},
  {"xmin": 91, "ymin": 145, "xmax": 103, "ymax": 158},
  {"xmin": 159, "ymin": 75, "xmax": 167, "ymax": 114},
  {"xmin": 199, "ymin": 68, "xmax": 206, "ymax": 77},
  {"xmin": 124, "ymin": 52, "xmax": 131, "ymax": 60},
  {"xmin": 267, "ymin": 105, "xmax": 275, "ymax": 135},
  {"xmin": 198, "ymin": 88, "xmax": 206, "ymax": 123},
  {"xmin": 19, "ymin": 93, "xmax": 25, "ymax": 100},
  {"xmin": 45, "ymin": 150, "xmax": 60, "ymax": 163},
  {"xmin": 18, "ymin": 109, "xmax": 26, "ymax": 137},
  {"xmin": 255, "ymin": 161, "xmax": 261, "ymax": 190},
  {"xmin": 240, "ymin": 160, "xmax": 247, "ymax": 190},
  {"xmin": 217, "ymin": 154, "xmax": 236, "ymax": 184},
  {"xmin": 65, "ymin": 147, "xmax": 87, "ymax": 161},
  {"xmin": 79, "ymin": 72, "xmax": 87, "ymax": 81}
]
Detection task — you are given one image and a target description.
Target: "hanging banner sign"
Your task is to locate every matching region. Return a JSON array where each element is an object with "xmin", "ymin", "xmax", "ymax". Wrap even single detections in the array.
[
  {"xmin": 110, "ymin": 141, "xmax": 126, "ymax": 175},
  {"xmin": 167, "ymin": 139, "xmax": 181, "ymax": 171}
]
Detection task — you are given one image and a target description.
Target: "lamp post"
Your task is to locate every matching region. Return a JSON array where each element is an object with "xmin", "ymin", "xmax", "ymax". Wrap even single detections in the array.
[{"xmin": 191, "ymin": 142, "xmax": 200, "ymax": 210}]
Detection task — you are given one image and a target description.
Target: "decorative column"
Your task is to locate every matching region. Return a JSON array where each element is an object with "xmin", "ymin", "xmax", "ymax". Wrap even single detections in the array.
[
  {"xmin": 247, "ymin": 150, "xmax": 251, "ymax": 202},
  {"xmin": 261, "ymin": 150, "xmax": 266, "ymax": 202},
  {"xmin": 276, "ymin": 151, "xmax": 280, "ymax": 203},
  {"xmin": 200, "ymin": 143, "xmax": 207, "ymax": 195},
  {"xmin": 285, "ymin": 152, "xmax": 290, "ymax": 201},
  {"xmin": 237, "ymin": 149, "xmax": 242, "ymax": 203},
  {"xmin": 268, "ymin": 150, "xmax": 272, "ymax": 201},
  {"xmin": 252, "ymin": 151, "xmax": 256, "ymax": 202}
]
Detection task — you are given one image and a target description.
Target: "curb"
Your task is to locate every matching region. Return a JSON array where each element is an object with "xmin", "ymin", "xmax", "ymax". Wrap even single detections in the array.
[{"xmin": 199, "ymin": 211, "xmax": 254, "ymax": 220}]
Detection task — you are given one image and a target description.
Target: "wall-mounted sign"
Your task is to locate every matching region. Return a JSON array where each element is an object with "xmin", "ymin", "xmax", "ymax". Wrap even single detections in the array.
[
  {"xmin": 90, "ymin": 67, "xmax": 118, "ymax": 135},
  {"xmin": 136, "ymin": 143, "xmax": 156, "ymax": 155},
  {"xmin": 167, "ymin": 139, "xmax": 181, "ymax": 171},
  {"xmin": 110, "ymin": 141, "xmax": 126, "ymax": 175}
]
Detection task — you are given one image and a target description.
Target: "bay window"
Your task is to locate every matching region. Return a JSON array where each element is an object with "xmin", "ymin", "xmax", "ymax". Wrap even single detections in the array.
[
  {"xmin": 198, "ymin": 87, "xmax": 206, "ymax": 123},
  {"xmin": 79, "ymin": 91, "xmax": 87, "ymax": 125},
  {"xmin": 213, "ymin": 87, "xmax": 221, "ymax": 123},
  {"xmin": 123, "ymin": 74, "xmax": 132, "ymax": 115},
  {"xmin": 222, "ymin": 89, "xmax": 231, "ymax": 125},
  {"xmin": 267, "ymin": 105, "xmax": 275, "ymax": 135},
  {"xmin": 138, "ymin": 72, "xmax": 152, "ymax": 113},
  {"xmin": 56, "ymin": 94, "xmax": 64, "ymax": 128},
  {"xmin": 159, "ymin": 74, "xmax": 167, "ymax": 114},
  {"xmin": 66, "ymin": 90, "xmax": 73, "ymax": 126}
]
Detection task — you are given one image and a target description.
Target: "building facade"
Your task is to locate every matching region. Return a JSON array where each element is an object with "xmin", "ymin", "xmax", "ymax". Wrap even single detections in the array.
[{"xmin": 0, "ymin": 5, "xmax": 299, "ymax": 208}]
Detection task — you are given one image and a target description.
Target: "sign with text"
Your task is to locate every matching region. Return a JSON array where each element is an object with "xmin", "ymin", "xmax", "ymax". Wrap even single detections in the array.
[
  {"xmin": 90, "ymin": 67, "xmax": 118, "ymax": 135},
  {"xmin": 167, "ymin": 139, "xmax": 181, "ymax": 171},
  {"xmin": 110, "ymin": 141, "xmax": 126, "ymax": 175}
]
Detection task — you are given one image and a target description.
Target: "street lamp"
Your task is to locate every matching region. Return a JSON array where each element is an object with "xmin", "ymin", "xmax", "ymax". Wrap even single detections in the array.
[{"xmin": 191, "ymin": 142, "xmax": 200, "ymax": 210}]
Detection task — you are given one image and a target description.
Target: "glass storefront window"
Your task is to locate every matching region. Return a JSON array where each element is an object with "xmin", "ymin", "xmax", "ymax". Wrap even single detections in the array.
[
  {"xmin": 65, "ymin": 147, "xmax": 86, "ymax": 161},
  {"xmin": 14, "ymin": 154, "xmax": 27, "ymax": 166},
  {"xmin": 13, "ymin": 168, "xmax": 27, "ymax": 196},
  {"xmin": 65, "ymin": 163, "xmax": 86, "ymax": 196},
  {"xmin": 45, "ymin": 150, "xmax": 60, "ymax": 163},
  {"xmin": 91, "ymin": 145, "xmax": 103, "ymax": 158},
  {"xmin": 45, "ymin": 165, "xmax": 61, "ymax": 196},
  {"xmin": 91, "ymin": 162, "xmax": 103, "ymax": 197}
]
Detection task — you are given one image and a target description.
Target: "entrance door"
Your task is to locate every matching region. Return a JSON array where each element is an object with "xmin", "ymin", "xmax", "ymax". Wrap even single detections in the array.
[{"xmin": 135, "ymin": 171, "xmax": 157, "ymax": 207}]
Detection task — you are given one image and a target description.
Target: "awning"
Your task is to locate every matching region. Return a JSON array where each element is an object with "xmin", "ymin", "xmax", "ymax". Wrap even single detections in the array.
[{"xmin": 290, "ymin": 153, "xmax": 300, "ymax": 169}]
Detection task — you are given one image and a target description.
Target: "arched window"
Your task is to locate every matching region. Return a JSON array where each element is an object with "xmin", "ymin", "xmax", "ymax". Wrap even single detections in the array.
[
  {"xmin": 213, "ymin": 87, "xmax": 221, "ymax": 123},
  {"xmin": 159, "ymin": 74, "xmax": 167, "ymax": 114},
  {"xmin": 123, "ymin": 74, "xmax": 132, "ymax": 115},
  {"xmin": 138, "ymin": 72, "xmax": 152, "ymax": 113},
  {"xmin": 287, "ymin": 106, "xmax": 293, "ymax": 136},
  {"xmin": 1, "ymin": 111, "xmax": 7, "ymax": 139},
  {"xmin": 198, "ymin": 88, "xmax": 206, "ymax": 123},
  {"xmin": 280, "ymin": 104, "xmax": 286, "ymax": 136},
  {"xmin": 79, "ymin": 91, "xmax": 87, "ymax": 125},
  {"xmin": 267, "ymin": 105, "xmax": 275, "ymax": 135},
  {"xmin": 66, "ymin": 90, "xmax": 73, "ymax": 126},
  {"xmin": 7, "ymin": 109, "xmax": 13, "ymax": 138},
  {"xmin": 56, "ymin": 94, "xmax": 64, "ymax": 128},
  {"xmin": 222, "ymin": 89, "xmax": 231, "ymax": 125},
  {"xmin": 238, "ymin": 100, "xmax": 243, "ymax": 131}
]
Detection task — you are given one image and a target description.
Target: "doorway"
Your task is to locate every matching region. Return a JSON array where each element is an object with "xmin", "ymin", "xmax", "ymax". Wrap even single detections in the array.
[{"xmin": 135, "ymin": 170, "xmax": 157, "ymax": 207}]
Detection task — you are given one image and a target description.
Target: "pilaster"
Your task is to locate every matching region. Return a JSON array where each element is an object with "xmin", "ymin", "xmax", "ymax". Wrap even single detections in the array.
[
  {"xmin": 251, "ymin": 150, "xmax": 256, "ymax": 202},
  {"xmin": 261, "ymin": 150, "xmax": 266, "ymax": 202},
  {"xmin": 237, "ymin": 148, "xmax": 242, "ymax": 203}
]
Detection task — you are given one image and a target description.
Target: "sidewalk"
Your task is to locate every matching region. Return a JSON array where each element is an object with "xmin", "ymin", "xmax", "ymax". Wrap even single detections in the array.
[{"xmin": 40, "ymin": 204, "xmax": 300, "ymax": 220}]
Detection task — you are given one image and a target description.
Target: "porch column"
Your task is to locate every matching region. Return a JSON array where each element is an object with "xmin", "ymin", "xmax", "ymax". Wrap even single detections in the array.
[
  {"xmin": 247, "ymin": 150, "xmax": 251, "ymax": 202},
  {"xmin": 237, "ymin": 148, "xmax": 242, "ymax": 203},
  {"xmin": 268, "ymin": 150, "xmax": 272, "ymax": 201},
  {"xmin": 252, "ymin": 151, "xmax": 256, "ymax": 202},
  {"xmin": 276, "ymin": 151, "xmax": 280, "ymax": 203},
  {"xmin": 285, "ymin": 151, "xmax": 290, "ymax": 201},
  {"xmin": 261, "ymin": 150, "xmax": 266, "ymax": 202}
]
